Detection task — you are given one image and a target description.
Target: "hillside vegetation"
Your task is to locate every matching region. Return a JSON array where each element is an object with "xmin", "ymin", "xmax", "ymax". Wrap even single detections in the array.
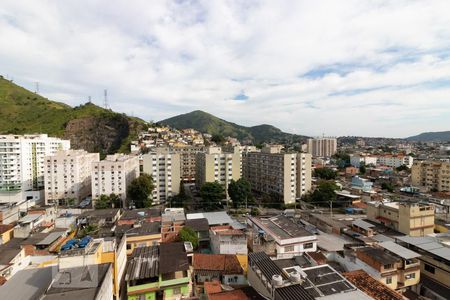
[
  {"xmin": 0, "ymin": 76, "xmax": 147, "ymax": 154},
  {"xmin": 160, "ymin": 110, "xmax": 308, "ymax": 144}
]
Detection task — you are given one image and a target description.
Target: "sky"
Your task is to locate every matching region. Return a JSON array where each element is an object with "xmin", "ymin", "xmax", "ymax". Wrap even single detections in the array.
[{"xmin": 1, "ymin": 0, "xmax": 450, "ymax": 138}]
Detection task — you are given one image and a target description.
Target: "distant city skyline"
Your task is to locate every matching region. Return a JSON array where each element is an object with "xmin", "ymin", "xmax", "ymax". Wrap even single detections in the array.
[{"xmin": 1, "ymin": 1, "xmax": 450, "ymax": 137}]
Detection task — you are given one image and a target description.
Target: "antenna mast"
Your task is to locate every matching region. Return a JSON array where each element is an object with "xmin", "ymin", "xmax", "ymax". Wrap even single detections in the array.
[{"xmin": 103, "ymin": 89, "xmax": 109, "ymax": 109}]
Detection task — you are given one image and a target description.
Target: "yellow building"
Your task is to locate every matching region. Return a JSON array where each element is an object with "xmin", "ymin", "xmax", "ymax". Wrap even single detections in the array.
[
  {"xmin": 0, "ymin": 224, "xmax": 14, "ymax": 244},
  {"xmin": 195, "ymin": 146, "xmax": 241, "ymax": 198},
  {"xmin": 367, "ymin": 201, "xmax": 434, "ymax": 236},
  {"xmin": 411, "ymin": 160, "xmax": 450, "ymax": 192},
  {"xmin": 116, "ymin": 222, "xmax": 161, "ymax": 255}
]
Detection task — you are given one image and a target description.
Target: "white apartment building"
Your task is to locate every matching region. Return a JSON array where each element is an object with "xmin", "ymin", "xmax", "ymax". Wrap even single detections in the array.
[
  {"xmin": 0, "ymin": 134, "xmax": 70, "ymax": 203},
  {"xmin": 44, "ymin": 150, "xmax": 99, "ymax": 205},
  {"xmin": 307, "ymin": 137, "xmax": 337, "ymax": 157},
  {"xmin": 91, "ymin": 154, "xmax": 140, "ymax": 206},
  {"xmin": 142, "ymin": 149, "xmax": 181, "ymax": 204},
  {"xmin": 242, "ymin": 145, "xmax": 312, "ymax": 204},
  {"xmin": 195, "ymin": 146, "xmax": 240, "ymax": 198},
  {"xmin": 350, "ymin": 154, "xmax": 413, "ymax": 168}
]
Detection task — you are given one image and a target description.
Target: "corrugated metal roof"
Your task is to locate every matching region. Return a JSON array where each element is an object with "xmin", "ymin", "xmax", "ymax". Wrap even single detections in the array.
[
  {"xmin": 396, "ymin": 236, "xmax": 450, "ymax": 261},
  {"xmin": 18, "ymin": 214, "xmax": 41, "ymax": 224},
  {"xmin": 352, "ymin": 219, "xmax": 375, "ymax": 231},
  {"xmin": 186, "ymin": 211, "xmax": 233, "ymax": 226},
  {"xmin": 379, "ymin": 241, "xmax": 420, "ymax": 259},
  {"xmin": 36, "ymin": 232, "xmax": 65, "ymax": 246}
]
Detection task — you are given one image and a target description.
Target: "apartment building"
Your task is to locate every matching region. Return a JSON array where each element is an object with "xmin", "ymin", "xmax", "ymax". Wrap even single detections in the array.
[
  {"xmin": 91, "ymin": 154, "xmax": 139, "ymax": 206},
  {"xmin": 142, "ymin": 149, "xmax": 181, "ymax": 204},
  {"xmin": 411, "ymin": 160, "xmax": 450, "ymax": 192},
  {"xmin": 171, "ymin": 145, "xmax": 205, "ymax": 182},
  {"xmin": 367, "ymin": 201, "xmax": 435, "ymax": 236},
  {"xmin": 195, "ymin": 146, "xmax": 240, "ymax": 196},
  {"xmin": 0, "ymin": 134, "xmax": 70, "ymax": 202},
  {"xmin": 242, "ymin": 145, "xmax": 311, "ymax": 204},
  {"xmin": 44, "ymin": 150, "xmax": 99, "ymax": 205},
  {"xmin": 350, "ymin": 154, "xmax": 414, "ymax": 168},
  {"xmin": 306, "ymin": 137, "xmax": 337, "ymax": 157}
]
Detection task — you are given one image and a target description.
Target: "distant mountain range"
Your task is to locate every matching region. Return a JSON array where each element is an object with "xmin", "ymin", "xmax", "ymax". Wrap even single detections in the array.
[
  {"xmin": 406, "ymin": 131, "xmax": 450, "ymax": 142},
  {"xmin": 0, "ymin": 76, "xmax": 147, "ymax": 155},
  {"xmin": 160, "ymin": 110, "xmax": 308, "ymax": 144}
]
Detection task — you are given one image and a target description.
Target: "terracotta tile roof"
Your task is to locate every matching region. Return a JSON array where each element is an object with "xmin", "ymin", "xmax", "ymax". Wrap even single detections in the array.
[
  {"xmin": 209, "ymin": 290, "xmax": 249, "ymax": 300},
  {"xmin": 0, "ymin": 224, "xmax": 14, "ymax": 235},
  {"xmin": 204, "ymin": 280, "xmax": 222, "ymax": 295},
  {"xmin": 0, "ymin": 276, "xmax": 6, "ymax": 286},
  {"xmin": 193, "ymin": 253, "xmax": 243, "ymax": 274},
  {"xmin": 343, "ymin": 270, "xmax": 404, "ymax": 300}
]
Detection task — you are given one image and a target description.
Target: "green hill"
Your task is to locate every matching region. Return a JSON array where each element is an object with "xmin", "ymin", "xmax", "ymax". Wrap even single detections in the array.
[
  {"xmin": 0, "ymin": 76, "xmax": 147, "ymax": 155},
  {"xmin": 160, "ymin": 110, "xmax": 308, "ymax": 144},
  {"xmin": 407, "ymin": 131, "xmax": 450, "ymax": 142}
]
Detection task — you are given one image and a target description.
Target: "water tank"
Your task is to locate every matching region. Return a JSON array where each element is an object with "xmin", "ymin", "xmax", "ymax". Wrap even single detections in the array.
[
  {"xmin": 256, "ymin": 269, "xmax": 262, "ymax": 277},
  {"xmin": 272, "ymin": 274, "xmax": 283, "ymax": 287},
  {"xmin": 289, "ymin": 271, "xmax": 302, "ymax": 283}
]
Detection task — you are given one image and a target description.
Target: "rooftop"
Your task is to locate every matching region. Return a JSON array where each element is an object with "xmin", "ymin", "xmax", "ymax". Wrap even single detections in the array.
[
  {"xmin": 352, "ymin": 219, "xmax": 375, "ymax": 231},
  {"xmin": 357, "ymin": 247, "xmax": 400, "ymax": 264},
  {"xmin": 0, "ymin": 238, "xmax": 23, "ymax": 265},
  {"xmin": 210, "ymin": 225, "xmax": 244, "ymax": 236},
  {"xmin": 193, "ymin": 254, "xmax": 243, "ymax": 274},
  {"xmin": 159, "ymin": 242, "xmax": 189, "ymax": 274},
  {"xmin": 120, "ymin": 208, "xmax": 161, "ymax": 220},
  {"xmin": 122, "ymin": 222, "xmax": 160, "ymax": 237},
  {"xmin": 379, "ymin": 241, "xmax": 421, "ymax": 260},
  {"xmin": 0, "ymin": 224, "xmax": 14, "ymax": 234},
  {"xmin": 343, "ymin": 270, "xmax": 404, "ymax": 300},
  {"xmin": 186, "ymin": 211, "xmax": 233, "ymax": 226},
  {"xmin": 125, "ymin": 246, "xmax": 159, "ymax": 281},
  {"xmin": 185, "ymin": 218, "xmax": 209, "ymax": 232},
  {"xmin": 396, "ymin": 236, "xmax": 450, "ymax": 261},
  {"xmin": 249, "ymin": 215, "xmax": 314, "ymax": 240}
]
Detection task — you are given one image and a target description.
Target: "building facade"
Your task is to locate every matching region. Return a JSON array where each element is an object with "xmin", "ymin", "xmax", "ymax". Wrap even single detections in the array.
[
  {"xmin": 195, "ymin": 146, "xmax": 240, "ymax": 197},
  {"xmin": 350, "ymin": 154, "xmax": 413, "ymax": 168},
  {"xmin": 142, "ymin": 149, "xmax": 181, "ymax": 204},
  {"xmin": 44, "ymin": 150, "xmax": 99, "ymax": 205},
  {"xmin": 367, "ymin": 201, "xmax": 435, "ymax": 236},
  {"xmin": 411, "ymin": 160, "xmax": 450, "ymax": 192},
  {"xmin": 242, "ymin": 146, "xmax": 311, "ymax": 204},
  {"xmin": 0, "ymin": 134, "xmax": 70, "ymax": 201},
  {"xmin": 306, "ymin": 137, "xmax": 337, "ymax": 157},
  {"xmin": 91, "ymin": 154, "xmax": 140, "ymax": 206}
]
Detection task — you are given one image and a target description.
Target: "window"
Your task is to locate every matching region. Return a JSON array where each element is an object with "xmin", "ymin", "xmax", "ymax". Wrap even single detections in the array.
[
  {"xmin": 172, "ymin": 287, "xmax": 181, "ymax": 295},
  {"xmin": 424, "ymin": 264, "xmax": 435, "ymax": 274},
  {"xmin": 385, "ymin": 276, "xmax": 392, "ymax": 284},
  {"xmin": 284, "ymin": 245, "xmax": 294, "ymax": 252},
  {"xmin": 405, "ymin": 273, "xmax": 415, "ymax": 280},
  {"xmin": 304, "ymin": 243, "xmax": 313, "ymax": 249},
  {"xmin": 384, "ymin": 264, "xmax": 393, "ymax": 270}
]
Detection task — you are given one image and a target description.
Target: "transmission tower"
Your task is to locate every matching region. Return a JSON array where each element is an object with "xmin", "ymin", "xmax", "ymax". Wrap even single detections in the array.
[{"xmin": 103, "ymin": 89, "xmax": 109, "ymax": 109}]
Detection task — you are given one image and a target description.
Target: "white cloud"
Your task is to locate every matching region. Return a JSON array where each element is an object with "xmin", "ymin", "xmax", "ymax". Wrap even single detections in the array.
[{"xmin": 1, "ymin": 0, "xmax": 450, "ymax": 137}]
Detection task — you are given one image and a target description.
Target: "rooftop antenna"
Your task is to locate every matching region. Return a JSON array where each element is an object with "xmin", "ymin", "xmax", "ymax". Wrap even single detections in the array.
[
  {"xmin": 103, "ymin": 89, "xmax": 109, "ymax": 109},
  {"xmin": 35, "ymin": 82, "xmax": 39, "ymax": 94}
]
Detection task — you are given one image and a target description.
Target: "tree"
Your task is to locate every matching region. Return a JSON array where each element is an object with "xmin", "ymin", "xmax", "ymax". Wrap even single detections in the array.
[
  {"xmin": 109, "ymin": 193, "xmax": 122, "ymax": 208},
  {"xmin": 127, "ymin": 173, "xmax": 155, "ymax": 208},
  {"xmin": 381, "ymin": 182, "xmax": 394, "ymax": 192},
  {"xmin": 95, "ymin": 194, "xmax": 111, "ymax": 209},
  {"xmin": 359, "ymin": 163, "xmax": 367, "ymax": 175},
  {"xmin": 314, "ymin": 168, "xmax": 337, "ymax": 180},
  {"xmin": 179, "ymin": 226, "xmax": 199, "ymax": 249},
  {"xmin": 199, "ymin": 181, "xmax": 225, "ymax": 210},
  {"xmin": 170, "ymin": 184, "xmax": 191, "ymax": 208},
  {"xmin": 309, "ymin": 180, "xmax": 338, "ymax": 206},
  {"xmin": 396, "ymin": 165, "xmax": 409, "ymax": 172},
  {"xmin": 211, "ymin": 134, "xmax": 225, "ymax": 144},
  {"xmin": 228, "ymin": 178, "xmax": 252, "ymax": 208}
]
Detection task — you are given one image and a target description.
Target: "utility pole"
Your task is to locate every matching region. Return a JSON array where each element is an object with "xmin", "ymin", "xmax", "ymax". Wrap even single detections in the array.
[{"xmin": 35, "ymin": 82, "xmax": 39, "ymax": 94}]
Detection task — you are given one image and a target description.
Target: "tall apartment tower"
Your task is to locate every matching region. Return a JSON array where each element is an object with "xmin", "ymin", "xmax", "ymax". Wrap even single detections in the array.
[
  {"xmin": 195, "ymin": 146, "xmax": 240, "ymax": 197},
  {"xmin": 242, "ymin": 145, "xmax": 312, "ymax": 204},
  {"xmin": 171, "ymin": 145, "xmax": 205, "ymax": 182},
  {"xmin": 44, "ymin": 150, "xmax": 99, "ymax": 205},
  {"xmin": 307, "ymin": 137, "xmax": 337, "ymax": 157},
  {"xmin": 142, "ymin": 149, "xmax": 181, "ymax": 204},
  {"xmin": 411, "ymin": 160, "xmax": 450, "ymax": 192},
  {"xmin": 0, "ymin": 134, "xmax": 70, "ymax": 203},
  {"xmin": 91, "ymin": 154, "xmax": 140, "ymax": 207}
]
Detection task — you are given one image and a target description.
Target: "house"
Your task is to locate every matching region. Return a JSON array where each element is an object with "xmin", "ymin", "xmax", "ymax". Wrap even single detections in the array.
[
  {"xmin": 14, "ymin": 213, "xmax": 44, "ymax": 238},
  {"xmin": 192, "ymin": 253, "xmax": 246, "ymax": 296},
  {"xmin": 352, "ymin": 219, "xmax": 375, "ymax": 237},
  {"xmin": 185, "ymin": 218, "xmax": 210, "ymax": 249},
  {"xmin": 77, "ymin": 209, "xmax": 122, "ymax": 238},
  {"xmin": 0, "ymin": 238, "xmax": 28, "ymax": 279},
  {"xmin": 247, "ymin": 215, "xmax": 317, "ymax": 259},
  {"xmin": 115, "ymin": 221, "xmax": 161, "ymax": 255},
  {"xmin": 0, "ymin": 224, "xmax": 14, "ymax": 245},
  {"xmin": 161, "ymin": 209, "xmax": 186, "ymax": 243},
  {"xmin": 204, "ymin": 280, "xmax": 264, "ymax": 300},
  {"xmin": 210, "ymin": 225, "xmax": 247, "ymax": 255},
  {"xmin": 125, "ymin": 243, "xmax": 192, "ymax": 300},
  {"xmin": 186, "ymin": 211, "xmax": 234, "ymax": 227},
  {"xmin": 343, "ymin": 270, "xmax": 405, "ymax": 300}
]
